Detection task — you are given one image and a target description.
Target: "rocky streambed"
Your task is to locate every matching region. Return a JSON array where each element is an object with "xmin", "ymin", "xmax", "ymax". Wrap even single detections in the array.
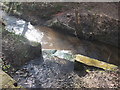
[{"xmin": 13, "ymin": 49, "xmax": 119, "ymax": 88}]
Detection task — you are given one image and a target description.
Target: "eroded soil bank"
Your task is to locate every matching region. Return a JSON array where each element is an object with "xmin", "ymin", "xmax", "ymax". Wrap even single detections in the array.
[{"xmin": 4, "ymin": 2, "xmax": 119, "ymax": 47}]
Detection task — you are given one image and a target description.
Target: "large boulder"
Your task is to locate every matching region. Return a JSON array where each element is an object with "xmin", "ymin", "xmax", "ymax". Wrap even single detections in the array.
[{"xmin": 2, "ymin": 29, "xmax": 42, "ymax": 67}]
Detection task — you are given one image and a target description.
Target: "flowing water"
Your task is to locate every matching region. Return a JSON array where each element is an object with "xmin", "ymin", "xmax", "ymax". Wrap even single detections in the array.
[{"xmin": 1, "ymin": 9, "xmax": 119, "ymax": 88}]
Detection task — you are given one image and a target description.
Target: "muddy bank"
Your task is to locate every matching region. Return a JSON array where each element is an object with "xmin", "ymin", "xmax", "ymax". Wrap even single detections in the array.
[{"xmin": 49, "ymin": 6, "xmax": 119, "ymax": 48}]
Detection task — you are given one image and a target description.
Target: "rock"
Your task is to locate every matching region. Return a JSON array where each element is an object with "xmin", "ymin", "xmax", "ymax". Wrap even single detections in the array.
[
  {"xmin": 53, "ymin": 50, "xmax": 74, "ymax": 62},
  {"xmin": 0, "ymin": 69, "xmax": 22, "ymax": 88},
  {"xmin": 66, "ymin": 13, "xmax": 71, "ymax": 18},
  {"xmin": 2, "ymin": 29, "xmax": 42, "ymax": 67}
]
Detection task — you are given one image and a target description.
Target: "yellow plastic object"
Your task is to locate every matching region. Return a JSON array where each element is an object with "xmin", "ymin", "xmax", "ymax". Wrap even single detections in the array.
[{"xmin": 75, "ymin": 54, "xmax": 118, "ymax": 71}]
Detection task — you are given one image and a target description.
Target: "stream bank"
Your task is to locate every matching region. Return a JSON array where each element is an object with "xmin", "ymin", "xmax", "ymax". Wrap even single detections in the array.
[{"xmin": 4, "ymin": 2, "xmax": 119, "ymax": 47}]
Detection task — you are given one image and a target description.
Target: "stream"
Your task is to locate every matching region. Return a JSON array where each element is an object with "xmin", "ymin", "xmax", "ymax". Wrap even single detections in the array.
[{"xmin": 1, "ymin": 9, "xmax": 119, "ymax": 88}]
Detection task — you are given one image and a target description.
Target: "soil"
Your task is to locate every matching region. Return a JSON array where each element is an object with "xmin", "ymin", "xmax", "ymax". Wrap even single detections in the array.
[
  {"xmin": 48, "ymin": 2, "xmax": 119, "ymax": 47},
  {"xmin": 81, "ymin": 69, "xmax": 120, "ymax": 88}
]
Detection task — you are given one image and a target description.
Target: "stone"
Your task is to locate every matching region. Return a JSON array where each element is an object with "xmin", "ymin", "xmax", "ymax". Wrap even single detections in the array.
[
  {"xmin": 2, "ymin": 29, "xmax": 42, "ymax": 67},
  {"xmin": 0, "ymin": 69, "xmax": 22, "ymax": 88}
]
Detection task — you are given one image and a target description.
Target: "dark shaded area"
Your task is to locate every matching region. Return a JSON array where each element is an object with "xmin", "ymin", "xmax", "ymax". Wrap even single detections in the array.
[
  {"xmin": 13, "ymin": 82, "xmax": 18, "ymax": 87},
  {"xmin": 74, "ymin": 60, "xmax": 88, "ymax": 77}
]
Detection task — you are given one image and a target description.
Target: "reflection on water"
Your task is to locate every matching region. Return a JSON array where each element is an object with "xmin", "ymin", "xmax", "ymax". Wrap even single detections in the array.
[{"xmin": 2, "ymin": 9, "xmax": 119, "ymax": 65}]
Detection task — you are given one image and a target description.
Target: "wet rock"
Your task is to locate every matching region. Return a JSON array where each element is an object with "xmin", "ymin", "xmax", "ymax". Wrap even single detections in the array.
[
  {"xmin": 53, "ymin": 50, "xmax": 74, "ymax": 62},
  {"xmin": 2, "ymin": 29, "xmax": 42, "ymax": 67}
]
